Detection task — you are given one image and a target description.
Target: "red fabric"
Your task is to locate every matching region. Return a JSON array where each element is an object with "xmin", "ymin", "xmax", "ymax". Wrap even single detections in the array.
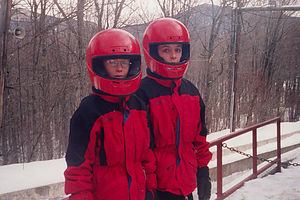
[
  {"xmin": 64, "ymin": 94, "xmax": 156, "ymax": 200},
  {"xmin": 194, "ymin": 135, "xmax": 213, "ymax": 167},
  {"xmin": 69, "ymin": 191, "xmax": 95, "ymax": 200},
  {"xmin": 145, "ymin": 173, "xmax": 157, "ymax": 190},
  {"xmin": 139, "ymin": 76, "xmax": 212, "ymax": 196}
]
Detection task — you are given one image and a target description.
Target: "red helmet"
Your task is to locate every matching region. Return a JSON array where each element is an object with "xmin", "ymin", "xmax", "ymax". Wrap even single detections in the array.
[
  {"xmin": 86, "ymin": 29, "xmax": 141, "ymax": 96},
  {"xmin": 143, "ymin": 18, "xmax": 190, "ymax": 79}
]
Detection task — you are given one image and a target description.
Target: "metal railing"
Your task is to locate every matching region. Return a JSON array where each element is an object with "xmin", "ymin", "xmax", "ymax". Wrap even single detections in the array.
[{"xmin": 210, "ymin": 117, "xmax": 281, "ymax": 200}]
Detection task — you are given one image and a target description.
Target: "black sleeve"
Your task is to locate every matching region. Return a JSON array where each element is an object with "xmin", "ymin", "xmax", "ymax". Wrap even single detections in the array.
[
  {"xmin": 65, "ymin": 108, "xmax": 91, "ymax": 167},
  {"xmin": 199, "ymin": 95, "xmax": 208, "ymax": 137}
]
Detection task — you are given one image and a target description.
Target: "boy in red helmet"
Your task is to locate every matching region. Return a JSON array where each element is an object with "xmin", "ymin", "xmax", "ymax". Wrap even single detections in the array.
[
  {"xmin": 137, "ymin": 18, "xmax": 212, "ymax": 200},
  {"xmin": 64, "ymin": 29, "xmax": 157, "ymax": 200}
]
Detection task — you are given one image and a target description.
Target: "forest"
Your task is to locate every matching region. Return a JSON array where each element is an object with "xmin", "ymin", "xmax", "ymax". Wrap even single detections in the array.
[{"xmin": 0, "ymin": 0, "xmax": 299, "ymax": 165}]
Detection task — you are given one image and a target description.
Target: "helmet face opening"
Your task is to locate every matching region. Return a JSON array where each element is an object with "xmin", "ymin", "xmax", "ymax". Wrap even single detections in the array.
[
  {"xmin": 91, "ymin": 54, "xmax": 141, "ymax": 80},
  {"xmin": 149, "ymin": 42, "xmax": 190, "ymax": 65}
]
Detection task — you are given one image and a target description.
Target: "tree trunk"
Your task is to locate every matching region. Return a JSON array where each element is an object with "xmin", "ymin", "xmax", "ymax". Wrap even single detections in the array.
[{"xmin": 0, "ymin": 0, "xmax": 12, "ymax": 165}]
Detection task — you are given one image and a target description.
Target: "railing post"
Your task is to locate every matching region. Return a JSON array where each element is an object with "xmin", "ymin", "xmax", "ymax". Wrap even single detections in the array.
[
  {"xmin": 252, "ymin": 128, "xmax": 257, "ymax": 178},
  {"xmin": 277, "ymin": 118, "xmax": 281, "ymax": 172},
  {"xmin": 217, "ymin": 143, "xmax": 223, "ymax": 200}
]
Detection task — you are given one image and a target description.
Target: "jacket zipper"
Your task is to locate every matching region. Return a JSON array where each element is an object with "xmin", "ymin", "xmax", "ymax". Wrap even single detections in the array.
[
  {"xmin": 122, "ymin": 98, "xmax": 131, "ymax": 199},
  {"xmin": 172, "ymin": 81, "xmax": 181, "ymax": 167},
  {"xmin": 176, "ymin": 116, "xmax": 181, "ymax": 166}
]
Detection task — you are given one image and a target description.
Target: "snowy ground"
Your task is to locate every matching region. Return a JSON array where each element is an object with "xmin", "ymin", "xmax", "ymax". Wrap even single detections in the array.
[
  {"xmin": 210, "ymin": 147, "xmax": 300, "ymax": 200},
  {"xmin": 0, "ymin": 121, "xmax": 299, "ymax": 199}
]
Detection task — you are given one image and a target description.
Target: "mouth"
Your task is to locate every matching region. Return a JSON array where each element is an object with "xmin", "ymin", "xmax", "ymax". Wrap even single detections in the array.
[
  {"xmin": 166, "ymin": 67, "xmax": 183, "ymax": 70},
  {"xmin": 114, "ymin": 75, "xmax": 125, "ymax": 78}
]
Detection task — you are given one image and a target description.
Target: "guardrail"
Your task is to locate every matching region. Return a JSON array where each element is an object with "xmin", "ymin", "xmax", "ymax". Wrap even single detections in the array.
[{"xmin": 210, "ymin": 117, "xmax": 281, "ymax": 200}]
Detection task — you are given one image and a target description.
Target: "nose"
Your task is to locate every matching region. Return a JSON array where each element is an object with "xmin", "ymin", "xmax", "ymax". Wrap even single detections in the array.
[
  {"xmin": 116, "ymin": 63, "xmax": 123, "ymax": 71},
  {"xmin": 170, "ymin": 50, "xmax": 177, "ymax": 59}
]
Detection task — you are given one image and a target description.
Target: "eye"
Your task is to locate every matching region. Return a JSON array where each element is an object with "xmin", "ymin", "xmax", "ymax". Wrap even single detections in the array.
[
  {"xmin": 175, "ymin": 48, "xmax": 182, "ymax": 53},
  {"xmin": 108, "ymin": 60, "xmax": 117, "ymax": 66},
  {"xmin": 162, "ymin": 48, "xmax": 169, "ymax": 53},
  {"xmin": 120, "ymin": 61, "xmax": 130, "ymax": 67}
]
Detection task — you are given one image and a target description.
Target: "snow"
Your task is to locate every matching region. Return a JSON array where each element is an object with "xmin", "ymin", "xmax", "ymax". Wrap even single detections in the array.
[
  {"xmin": 0, "ymin": 121, "xmax": 299, "ymax": 200},
  {"xmin": 0, "ymin": 158, "xmax": 66, "ymax": 194},
  {"xmin": 223, "ymin": 147, "xmax": 300, "ymax": 200}
]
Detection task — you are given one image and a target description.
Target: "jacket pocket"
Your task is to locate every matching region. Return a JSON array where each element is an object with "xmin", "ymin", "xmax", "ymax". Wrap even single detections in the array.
[
  {"xmin": 155, "ymin": 148, "xmax": 178, "ymax": 189},
  {"xmin": 180, "ymin": 145, "xmax": 198, "ymax": 187}
]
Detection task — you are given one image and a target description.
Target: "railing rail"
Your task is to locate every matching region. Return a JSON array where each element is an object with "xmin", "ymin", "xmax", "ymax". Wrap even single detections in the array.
[{"xmin": 210, "ymin": 117, "xmax": 281, "ymax": 200}]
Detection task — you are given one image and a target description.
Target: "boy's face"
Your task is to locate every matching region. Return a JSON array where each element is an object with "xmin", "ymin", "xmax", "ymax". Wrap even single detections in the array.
[
  {"xmin": 104, "ymin": 59, "xmax": 130, "ymax": 78},
  {"xmin": 157, "ymin": 44, "xmax": 182, "ymax": 63}
]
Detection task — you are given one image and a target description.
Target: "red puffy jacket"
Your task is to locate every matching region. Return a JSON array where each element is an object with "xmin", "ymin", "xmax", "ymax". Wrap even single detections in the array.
[
  {"xmin": 137, "ymin": 72, "xmax": 212, "ymax": 196},
  {"xmin": 64, "ymin": 88, "xmax": 157, "ymax": 200}
]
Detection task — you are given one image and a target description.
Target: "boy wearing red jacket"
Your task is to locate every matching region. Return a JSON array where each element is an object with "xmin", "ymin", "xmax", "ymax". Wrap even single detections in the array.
[
  {"xmin": 137, "ymin": 18, "xmax": 212, "ymax": 200},
  {"xmin": 64, "ymin": 29, "xmax": 157, "ymax": 200}
]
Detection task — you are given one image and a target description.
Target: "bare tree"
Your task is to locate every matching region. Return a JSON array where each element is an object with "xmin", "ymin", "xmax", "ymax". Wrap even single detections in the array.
[
  {"xmin": 199, "ymin": 0, "xmax": 232, "ymax": 103},
  {"xmin": 155, "ymin": 0, "xmax": 198, "ymax": 19},
  {"xmin": 185, "ymin": 0, "xmax": 233, "ymax": 131},
  {"xmin": 92, "ymin": 0, "xmax": 137, "ymax": 30},
  {"xmin": 0, "ymin": 0, "xmax": 12, "ymax": 131},
  {"xmin": 1, "ymin": 0, "xmax": 299, "ymax": 165}
]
